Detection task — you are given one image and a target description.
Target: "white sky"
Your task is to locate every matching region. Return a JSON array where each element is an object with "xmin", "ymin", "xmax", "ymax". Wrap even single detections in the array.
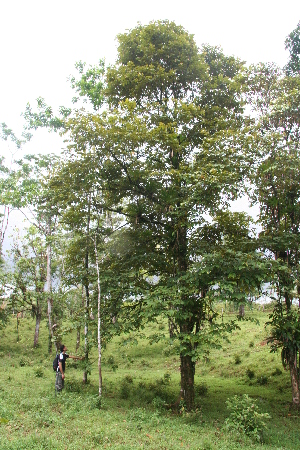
[
  {"xmin": 0, "ymin": 0, "xmax": 299, "ymax": 149},
  {"xmin": 0, "ymin": 0, "xmax": 299, "ymax": 243}
]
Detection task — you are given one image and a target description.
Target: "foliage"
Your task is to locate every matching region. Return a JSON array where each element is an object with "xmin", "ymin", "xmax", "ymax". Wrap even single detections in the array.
[
  {"xmin": 225, "ymin": 394, "xmax": 270, "ymax": 442},
  {"xmin": 285, "ymin": 21, "xmax": 300, "ymax": 76},
  {"xmin": 59, "ymin": 20, "xmax": 260, "ymax": 411},
  {"xmin": 247, "ymin": 56, "xmax": 300, "ymax": 404}
]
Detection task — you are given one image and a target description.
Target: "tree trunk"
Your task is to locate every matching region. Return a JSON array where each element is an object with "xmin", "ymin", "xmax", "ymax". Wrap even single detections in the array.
[
  {"xmin": 180, "ymin": 352, "xmax": 195, "ymax": 411},
  {"xmin": 289, "ymin": 352, "xmax": 300, "ymax": 406},
  {"xmin": 34, "ymin": 310, "xmax": 41, "ymax": 348},
  {"xmin": 83, "ymin": 282, "xmax": 89, "ymax": 384},
  {"xmin": 94, "ymin": 233, "xmax": 102, "ymax": 397},
  {"xmin": 168, "ymin": 318, "xmax": 175, "ymax": 338},
  {"xmin": 46, "ymin": 223, "xmax": 53, "ymax": 353},
  {"xmin": 176, "ymin": 221, "xmax": 195, "ymax": 410},
  {"xmin": 239, "ymin": 304, "xmax": 245, "ymax": 317},
  {"xmin": 76, "ymin": 327, "xmax": 80, "ymax": 352},
  {"xmin": 83, "ymin": 203, "xmax": 90, "ymax": 384}
]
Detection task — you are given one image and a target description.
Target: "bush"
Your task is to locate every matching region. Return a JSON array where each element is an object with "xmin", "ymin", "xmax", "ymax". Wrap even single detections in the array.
[
  {"xmin": 106, "ymin": 355, "xmax": 118, "ymax": 372},
  {"xmin": 119, "ymin": 376, "xmax": 133, "ymax": 399},
  {"xmin": 225, "ymin": 394, "xmax": 270, "ymax": 442},
  {"xmin": 249, "ymin": 341, "xmax": 254, "ymax": 348},
  {"xmin": 272, "ymin": 368, "xmax": 282, "ymax": 376},
  {"xmin": 195, "ymin": 383, "xmax": 208, "ymax": 397},
  {"xmin": 34, "ymin": 366, "xmax": 44, "ymax": 378},
  {"xmin": 257, "ymin": 375, "xmax": 268, "ymax": 385},
  {"xmin": 234, "ymin": 354, "xmax": 242, "ymax": 365},
  {"xmin": 246, "ymin": 368, "xmax": 255, "ymax": 380},
  {"xmin": 19, "ymin": 357, "xmax": 30, "ymax": 367}
]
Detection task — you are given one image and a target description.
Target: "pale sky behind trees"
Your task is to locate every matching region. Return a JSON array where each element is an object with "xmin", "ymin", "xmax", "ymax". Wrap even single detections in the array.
[
  {"xmin": 0, "ymin": 0, "xmax": 299, "ymax": 157},
  {"xmin": 0, "ymin": 0, "xmax": 299, "ymax": 243}
]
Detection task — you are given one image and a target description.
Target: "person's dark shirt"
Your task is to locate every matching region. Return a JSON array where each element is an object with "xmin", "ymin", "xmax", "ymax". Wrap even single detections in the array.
[{"xmin": 58, "ymin": 352, "xmax": 69, "ymax": 372}]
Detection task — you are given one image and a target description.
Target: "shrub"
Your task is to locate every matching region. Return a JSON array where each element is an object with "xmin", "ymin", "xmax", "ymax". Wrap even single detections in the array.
[
  {"xmin": 225, "ymin": 394, "xmax": 270, "ymax": 442},
  {"xmin": 234, "ymin": 354, "xmax": 242, "ymax": 365},
  {"xmin": 162, "ymin": 372, "xmax": 171, "ymax": 384},
  {"xmin": 19, "ymin": 357, "xmax": 30, "ymax": 367},
  {"xmin": 272, "ymin": 368, "xmax": 282, "ymax": 376},
  {"xmin": 246, "ymin": 368, "xmax": 255, "ymax": 380},
  {"xmin": 249, "ymin": 341, "xmax": 254, "ymax": 348},
  {"xmin": 34, "ymin": 366, "xmax": 44, "ymax": 378},
  {"xmin": 257, "ymin": 375, "xmax": 268, "ymax": 385},
  {"xmin": 123, "ymin": 375, "xmax": 133, "ymax": 384},
  {"xmin": 195, "ymin": 383, "xmax": 208, "ymax": 397},
  {"xmin": 106, "ymin": 355, "xmax": 118, "ymax": 372},
  {"xmin": 119, "ymin": 376, "xmax": 133, "ymax": 399}
]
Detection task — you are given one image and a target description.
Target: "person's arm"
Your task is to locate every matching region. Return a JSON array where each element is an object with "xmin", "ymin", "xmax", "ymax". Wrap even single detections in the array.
[
  {"xmin": 59, "ymin": 361, "xmax": 65, "ymax": 379},
  {"xmin": 68, "ymin": 355, "xmax": 84, "ymax": 360}
]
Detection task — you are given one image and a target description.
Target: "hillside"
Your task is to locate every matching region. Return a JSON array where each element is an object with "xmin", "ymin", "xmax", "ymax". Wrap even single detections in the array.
[{"xmin": 0, "ymin": 305, "xmax": 299, "ymax": 449}]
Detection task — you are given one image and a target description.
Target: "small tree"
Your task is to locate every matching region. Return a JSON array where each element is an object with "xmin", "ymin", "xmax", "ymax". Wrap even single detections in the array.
[
  {"xmin": 10, "ymin": 226, "xmax": 47, "ymax": 347},
  {"xmin": 247, "ymin": 60, "xmax": 300, "ymax": 405}
]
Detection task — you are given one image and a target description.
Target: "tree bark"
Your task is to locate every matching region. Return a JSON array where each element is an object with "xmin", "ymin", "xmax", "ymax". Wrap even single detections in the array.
[
  {"xmin": 180, "ymin": 352, "xmax": 195, "ymax": 410},
  {"xmin": 34, "ymin": 309, "xmax": 41, "ymax": 348},
  {"xmin": 176, "ymin": 220, "xmax": 195, "ymax": 410},
  {"xmin": 289, "ymin": 351, "xmax": 300, "ymax": 406},
  {"xmin": 94, "ymin": 233, "xmax": 102, "ymax": 397},
  {"xmin": 239, "ymin": 304, "xmax": 245, "ymax": 317},
  {"xmin": 83, "ymin": 201, "xmax": 90, "ymax": 384},
  {"xmin": 46, "ymin": 220, "xmax": 53, "ymax": 353},
  {"xmin": 76, "ymin": 328, "xmax": 81, "ymax": 352}
]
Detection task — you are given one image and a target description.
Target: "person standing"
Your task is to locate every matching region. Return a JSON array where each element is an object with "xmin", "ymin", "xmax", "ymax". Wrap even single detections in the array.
[{"xmin": 55, "ymin": 344, "xmax": 82, "ymax": 393}]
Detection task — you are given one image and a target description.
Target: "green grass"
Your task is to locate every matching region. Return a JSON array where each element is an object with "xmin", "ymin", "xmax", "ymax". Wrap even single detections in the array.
[{"xmin": 0, "ymin": 305, "xmax": 299, "ymax": 449}]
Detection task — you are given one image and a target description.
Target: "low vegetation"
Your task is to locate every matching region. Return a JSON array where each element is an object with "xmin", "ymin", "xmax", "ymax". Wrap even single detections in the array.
[{"xmin": 0, "ymin": 305, "xmax": 299, "ymax": 449}]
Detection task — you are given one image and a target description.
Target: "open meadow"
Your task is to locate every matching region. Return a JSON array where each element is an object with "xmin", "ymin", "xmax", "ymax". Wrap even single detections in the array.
[{"xmin": 0, "ymin": 304, "xmax": 299, "ymax": 450}]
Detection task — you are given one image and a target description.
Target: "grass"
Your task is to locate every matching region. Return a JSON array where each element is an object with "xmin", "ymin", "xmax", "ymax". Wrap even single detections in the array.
[{"xmin": 0, "ymin": 304, "xmax": 299, "ymax": 449}]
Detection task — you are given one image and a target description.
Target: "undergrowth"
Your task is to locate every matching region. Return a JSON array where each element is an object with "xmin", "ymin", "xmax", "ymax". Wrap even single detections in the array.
[{"xmin": 0, "ymin": 306, "xmax": 299, "ymax": 449}]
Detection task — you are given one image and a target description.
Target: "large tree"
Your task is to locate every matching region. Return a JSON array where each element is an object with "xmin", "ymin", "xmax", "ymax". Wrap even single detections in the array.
[{"xmin": 61, "ymin": 21, "xmax": 249, "ymax": 410}]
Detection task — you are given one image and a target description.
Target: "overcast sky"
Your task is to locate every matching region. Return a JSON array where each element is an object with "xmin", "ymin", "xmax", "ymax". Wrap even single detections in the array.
[
  {"xmin": 1, "ymin": 0, "xmax": 299, "ymax": 153},
  {"xmin": 0, "ymin": 0, "xmax": 299, "ymax": 243}
]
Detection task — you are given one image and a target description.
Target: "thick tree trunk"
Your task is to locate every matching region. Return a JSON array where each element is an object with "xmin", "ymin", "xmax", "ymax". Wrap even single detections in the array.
[
  {"xmin": 180, "ymin": 352, "xmax": 195, "ymax": 410},
  {"xmin": 176, "ymin": 220, "xmax": 195, "ymax": 410},
  {"xmin": 239, "ymin": 304, "xmax": 245, "ymax": 317},
  {"xmin": 289, "ymin": 352, "xmax": 300, "ymax": 406}
]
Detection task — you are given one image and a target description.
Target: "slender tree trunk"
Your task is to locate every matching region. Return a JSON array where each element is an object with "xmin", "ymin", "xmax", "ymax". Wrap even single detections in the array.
[
  {"xmin": 16, "ymin": 313, "xmax": 19, "ymax": 342},
  {"xmin": 83, "ymin": 202, "xmax": 90, "ymax": 384},
  {"xmin": 76, "ymin": 328, "xmax": 81, "ymax": 352},
  {"xmin": 168, "ymin": 318, "xmax": 175, "ymax": 338},
  {"xmin": 83, "ymin": 280, "xmax": 89, "ymax": 384},
  {"xmin": 94, "ymin": 234, "xmax": 102, "ymax": 397},
  {"xmin": 46, "ymin": 219, "xmax": 53, "ymax": 353},
  {"xmin": 34, "ymin": 309, "xmax": 41, "ymax": 348}
]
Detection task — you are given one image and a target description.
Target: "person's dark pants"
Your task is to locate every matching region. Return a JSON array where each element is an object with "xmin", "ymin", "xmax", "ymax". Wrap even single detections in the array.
[{"xmin": 55, "ymin": 372, "xmax": 64, "ymax": 392}]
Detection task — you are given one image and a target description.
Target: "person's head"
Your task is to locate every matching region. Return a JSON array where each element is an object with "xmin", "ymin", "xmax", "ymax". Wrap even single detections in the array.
[{"xmin": 60, "ymin": 344, "xmax": 66, "ymax": 353}]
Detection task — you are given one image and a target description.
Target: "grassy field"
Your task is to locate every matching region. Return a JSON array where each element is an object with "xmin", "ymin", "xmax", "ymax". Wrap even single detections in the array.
[{"xmin": 0, "ymin": 304, "xmax": 299, "ymax": 449}]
